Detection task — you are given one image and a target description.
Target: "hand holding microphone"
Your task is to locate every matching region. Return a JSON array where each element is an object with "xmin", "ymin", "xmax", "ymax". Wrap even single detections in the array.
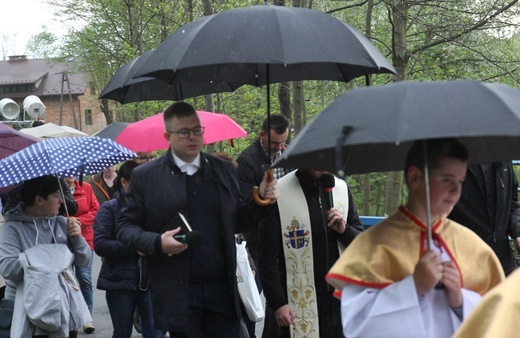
[
  {"xmin": 319, "ymin": 173, "xmax": 335, "ymax": 211},
  {"xmin": 319, "ymin": 173, "xmax": 346, "ymax": 234}
]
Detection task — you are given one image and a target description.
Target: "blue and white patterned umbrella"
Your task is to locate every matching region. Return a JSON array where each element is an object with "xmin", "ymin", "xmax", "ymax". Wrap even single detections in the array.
[{"xmin": 0, "ymin": 137, "xmax": 137, "ymax": 188}]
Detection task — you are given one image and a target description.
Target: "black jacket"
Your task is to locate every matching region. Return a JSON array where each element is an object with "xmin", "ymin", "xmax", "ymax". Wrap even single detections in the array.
[
  {"xmin": 94, "ymin": 191, "xmax": 141, "ymax": 291},
  {"xmin": 236, "ymin": 139, "xmax": 290, "ymax": 255},
  {"xmin": 116, "ymin": 151, "xmax": 251, "ymax": 332},
  {"xmin": 449, "ymin": 162, "xmax": 520, "ymax": 275}
]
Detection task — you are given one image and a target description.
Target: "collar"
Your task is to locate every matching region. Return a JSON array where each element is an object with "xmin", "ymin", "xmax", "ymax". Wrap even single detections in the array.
[
  {"xmin": 172, "ymin": 152, "xmax": 201, "ymax": 175},
  {"xmin": 259, "ymin": 137, "xmax": 282, "ymax": 163}
]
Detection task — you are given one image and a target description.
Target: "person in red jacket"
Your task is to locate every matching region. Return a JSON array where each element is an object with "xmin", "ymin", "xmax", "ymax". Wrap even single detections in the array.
[{"xmin": 64, "ymin": 177, "xmax": 100, "ymax": 334}]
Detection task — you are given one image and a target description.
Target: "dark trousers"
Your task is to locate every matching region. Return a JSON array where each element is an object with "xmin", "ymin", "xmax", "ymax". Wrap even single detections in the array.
[
  {"xmin": 169, "ymin": 281, "xmax": 240, "ymax": 338},
  {"xmin": 106, "ymin": 289, "xmax": 165, "ymax": 338}
]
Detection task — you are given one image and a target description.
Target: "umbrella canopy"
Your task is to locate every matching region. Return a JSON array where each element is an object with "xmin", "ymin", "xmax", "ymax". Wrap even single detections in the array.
[
  {"xmin": 91, "ymin": 122, "xmax": 131, "ymax": 140},
  {"xmin": 132, "ymin": 4, "xmax": 396, "ymax": 170},
  {"xmin": 99, "ymin": 50, "xmax": 243, "ymax": 104},
  {"xmin": 0, "ymin": 137, "xmax": 137, "ymax": 189},
  {"xmin": 0, "ymin": 124, "xmax": 41, "ymax": 198},
  {"xmin": 274, "ymin": 79, "xmax": 520, "ymax": 175},
  {"xmin": 0, "ymin": 123, "xmax": 40, "ymax": 159},
  {"xmin": 115, "ymin": 111, "xmax": 248, "ymax": 152},
  {"xmin": 134, "ymin": 5, "xmax": 396, "ymax": 86},
  {"xmin": 20, "ymin": 123, "xmax": 88, "ymax": 139}
]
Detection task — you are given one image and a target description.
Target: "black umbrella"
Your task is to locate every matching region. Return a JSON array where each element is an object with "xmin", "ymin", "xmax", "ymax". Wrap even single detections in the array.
[
  {"xmin": 99, "ymin": 50, "xmax": 243, "ymax": 104},
  {"xmin": 132, "ymin": 4, "xmax": 396, "ymax": 204},
  {"xmin": 274, "ymin": 79, "xmax": 520, "ymax": 175},
  {"xmin": 134, "ymin": 5, "xmax": 396, "ymax": 86},
  {"xmin": 91, "ymin": 122, "xmax": 131, "ymax": 140},
  {"xmin": 274, "ymin": 79, "xmax": 520, "ymax": 248}
]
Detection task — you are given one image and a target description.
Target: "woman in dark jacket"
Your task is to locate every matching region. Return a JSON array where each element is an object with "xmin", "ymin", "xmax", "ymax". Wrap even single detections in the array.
[{"xmin": 94, "ymin": 161, "xmax": 165, "ymax": 338}]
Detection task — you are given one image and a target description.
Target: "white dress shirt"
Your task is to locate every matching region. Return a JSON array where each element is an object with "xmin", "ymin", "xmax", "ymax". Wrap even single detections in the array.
[{"xmin": 172, "ymin": 152, "xmax": 201, "ymax": 176}]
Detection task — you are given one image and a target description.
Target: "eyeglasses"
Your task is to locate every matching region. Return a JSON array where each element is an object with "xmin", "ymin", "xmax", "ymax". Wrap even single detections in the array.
[{"xmin": 166, "ymin": 127, "xmax": 205, "ymax": 139}]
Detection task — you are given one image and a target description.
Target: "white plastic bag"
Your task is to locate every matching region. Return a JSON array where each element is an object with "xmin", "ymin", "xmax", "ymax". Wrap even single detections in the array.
[{"xmin": 236, "ymin": 241, "xmax": 264, "ymax": 322}]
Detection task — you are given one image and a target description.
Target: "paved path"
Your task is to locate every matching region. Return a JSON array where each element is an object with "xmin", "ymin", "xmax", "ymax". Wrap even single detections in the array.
[{"xmin": 79, "ymin": 254, "xmax": 265, "ymax": 337}]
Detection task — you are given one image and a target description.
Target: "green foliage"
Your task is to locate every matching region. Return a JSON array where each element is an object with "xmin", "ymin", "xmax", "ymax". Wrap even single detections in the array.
[
  {"xmin": 26, "ymin": 31, "xmax": 61, "ymax": 58},
  {"xmin": 36, "ymin": 0, "xmax": 520, "ymax": 217}
]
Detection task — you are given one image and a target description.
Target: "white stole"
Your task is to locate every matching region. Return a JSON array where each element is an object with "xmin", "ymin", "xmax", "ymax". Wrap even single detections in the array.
[{"xmin": 277, "ymin": 171, "xmax": 348, "ymax": 338}]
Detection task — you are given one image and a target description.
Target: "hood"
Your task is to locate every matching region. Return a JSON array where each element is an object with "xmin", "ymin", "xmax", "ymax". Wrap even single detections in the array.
[{"xmin": 4, "ymin": 202, "xmax": 58, "ymax": 225}]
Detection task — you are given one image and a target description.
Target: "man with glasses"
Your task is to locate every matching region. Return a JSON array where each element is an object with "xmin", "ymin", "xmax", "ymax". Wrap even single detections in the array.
[
  {"xmin": 236, "ymin": 114, "xmax": 291, "ymax": 338},
  {"xmin": 117, "ymin": 102, "xmax": 279, "ymax": 338}
]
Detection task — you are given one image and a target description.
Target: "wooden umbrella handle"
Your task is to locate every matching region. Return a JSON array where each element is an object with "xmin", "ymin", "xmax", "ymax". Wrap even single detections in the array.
[{"xmin": 252, "ymin": 168, "xmax": 274, "ymax": 206}]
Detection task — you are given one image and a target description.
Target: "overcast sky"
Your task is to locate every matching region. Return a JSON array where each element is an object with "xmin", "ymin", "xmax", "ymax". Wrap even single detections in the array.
[{"xmin": 1, "ymin": 0, "xmax": 65, "ymax": 57}]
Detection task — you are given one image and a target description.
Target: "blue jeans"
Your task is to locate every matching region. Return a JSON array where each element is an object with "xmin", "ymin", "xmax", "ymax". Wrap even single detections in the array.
[
  {"xmin": 75, "ymin": 249, "xmax": 93, "ymax": 315},
  {"xmin": 106, "ymin": 289, "xmax": 165, "ymax": 338}
]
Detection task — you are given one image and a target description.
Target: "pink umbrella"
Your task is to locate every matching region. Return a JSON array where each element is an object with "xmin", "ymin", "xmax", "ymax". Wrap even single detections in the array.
[{"xmin": 115, "ymin": 110, "xmax": 247, "ymax": 152}]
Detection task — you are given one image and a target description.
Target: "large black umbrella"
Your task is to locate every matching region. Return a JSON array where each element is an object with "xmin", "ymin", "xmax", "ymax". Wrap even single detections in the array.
[
  {"xmin": 274, "ymin": 79, "xmax": 520, "ymax": 175},
  {"xmin": 134, "ymin": 5, "xmax": 396, "ymax": 86},
  {"xmin": 130, "ymin": 4, "xmax": 396, "ymax": 204},
  {"xmin": 132, "ymin": 4, "xmax": 396, "ymax": 199},
  {"xmin": 273, "ymin": 79, "xmax": 520, "ymax": 248},
  {"xmin": 99, "ymin": 50, "xmax": 242, "ymax": 104},
  {"xmin": 131, "ymin": 5, "xmax": 396, "ymax": 134}
]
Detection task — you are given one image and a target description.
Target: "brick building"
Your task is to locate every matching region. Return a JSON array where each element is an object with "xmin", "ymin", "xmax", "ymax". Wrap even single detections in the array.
[{"xmin": 0, "ymin": 55, "xmax": 105, "ymax": 134}]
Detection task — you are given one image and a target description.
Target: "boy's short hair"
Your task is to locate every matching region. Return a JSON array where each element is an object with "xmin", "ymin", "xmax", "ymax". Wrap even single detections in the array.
[
  {"xmin": 20, "ymin": 175, "xmax": 61, "ymax": 206},
  {"xmin": 405, "ymin": 138, "xmax": 469, "ymax": 178},
  {"xmin": 163, "ymin": 102, "xmax": 197, "ymax": 123}
]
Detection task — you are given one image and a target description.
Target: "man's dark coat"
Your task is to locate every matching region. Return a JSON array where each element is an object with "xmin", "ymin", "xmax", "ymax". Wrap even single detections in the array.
[
  {"xmin": 117, "ymin": 152, "xmax": 249, "ymax": 332},
  {"xmin": 450, "ymin": 162, "xmax": 520, "ymax": 275}
]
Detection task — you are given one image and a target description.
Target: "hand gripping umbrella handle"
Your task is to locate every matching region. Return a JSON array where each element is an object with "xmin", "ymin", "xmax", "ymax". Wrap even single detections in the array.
[{"xmin": 252, "ymin": 168, "xmax": 274, "ymax": 207}]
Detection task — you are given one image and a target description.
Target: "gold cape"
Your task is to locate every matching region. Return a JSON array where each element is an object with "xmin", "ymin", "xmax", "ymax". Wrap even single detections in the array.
[
  {"xmin": 326, "ymin": 206, "xmax": 504, "ymax": 298},
  {"xmin": 453, "ymin": 268, "xmax": 520, "ymax": 338}
]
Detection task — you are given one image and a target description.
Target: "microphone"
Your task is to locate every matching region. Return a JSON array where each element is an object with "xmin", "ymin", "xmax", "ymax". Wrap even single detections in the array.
[
  {"xmin": 319, "ymin": 173, "xmax": 335, "ymax": 211},
  {"xmin": 173, "ymin": 231, "xmax": 202, "ymax": 246}
]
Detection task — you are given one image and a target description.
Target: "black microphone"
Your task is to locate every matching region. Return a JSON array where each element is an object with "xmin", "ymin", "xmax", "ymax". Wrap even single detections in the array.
[
  {"xmin": 173, "ymin": 231, "xmax": 202, "ymax": 246},
  {"xmin": 319, "ymin": 173, "xmax": 335, "ymax": 211}
]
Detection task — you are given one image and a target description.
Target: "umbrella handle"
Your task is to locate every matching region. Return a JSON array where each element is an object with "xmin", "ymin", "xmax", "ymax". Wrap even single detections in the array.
[{"xmin": 252, "ymin": 168, "xmax": 274, "ymax": 207}]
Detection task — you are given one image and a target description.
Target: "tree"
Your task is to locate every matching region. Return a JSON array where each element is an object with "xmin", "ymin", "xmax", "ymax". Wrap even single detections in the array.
[
  {"xmin": 26, "ymin": 31, "xmax": 61, "ymax": 59},
  {"xmin": 325, "ymin": 0, "xmax": 520, "ymax": 215},
  {"xmin": 42, "ymin": 0, "xmax": 519, "ymax": 216}
]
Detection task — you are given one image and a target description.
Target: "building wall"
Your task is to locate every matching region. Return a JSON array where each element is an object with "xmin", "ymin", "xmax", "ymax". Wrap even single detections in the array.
[{"xmin": 42, "ymin": 86, "xmax": 106, "ymax": 135}]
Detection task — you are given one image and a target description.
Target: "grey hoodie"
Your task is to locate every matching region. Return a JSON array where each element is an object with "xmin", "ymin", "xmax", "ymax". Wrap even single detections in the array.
[{"xmin": 0, "ymin": 203, "xmax": 91, "ymax": 299}]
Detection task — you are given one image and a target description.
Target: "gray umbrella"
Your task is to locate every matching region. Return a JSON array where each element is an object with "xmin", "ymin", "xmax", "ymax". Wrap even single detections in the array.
[
  {"xmin": 131, "ymin": 4, "xmax": 396, "ymax": 188},
  {"xmin": 91, "ymin": 122, "xmax": 131, "ymax": 140},
  {"xmin": 99, "ymin": 50, "xmax": 243, "ymax": 103},
  {"xmin": 273, "ymin": 79, "xmax": 520, "ymax": 249},
  {"xmin": 134, "ymin": 5, "xmax": 396, "ymax": 86},
  {"xmin": 274, "ymin": 79, "xmax": 520, "ymax": 175}
]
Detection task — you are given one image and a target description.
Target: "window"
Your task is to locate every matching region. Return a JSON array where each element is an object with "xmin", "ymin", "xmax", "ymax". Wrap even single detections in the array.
[
  {"xmin": 0, "ymin": 84, "xmax": 36, "ymax": 94},
  {"xmin": 85, "ymin": 108, "xmax": 92, "ymax": 125}
]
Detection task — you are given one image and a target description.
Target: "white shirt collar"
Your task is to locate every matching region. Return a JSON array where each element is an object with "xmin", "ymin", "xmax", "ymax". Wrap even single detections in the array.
[{"xmin": 172, "ymin": 152, "xmax": 201, "ymax": 175}]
